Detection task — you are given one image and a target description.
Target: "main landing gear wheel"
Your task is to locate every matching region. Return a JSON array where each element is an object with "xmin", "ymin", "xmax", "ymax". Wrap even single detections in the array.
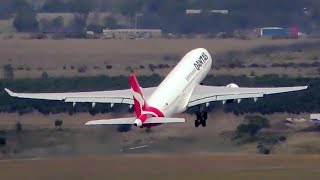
[
  {"xmin": 195, "ymin": 120, "xmax": 200, "ymax": 127},
  {"xmin": 194, "ymin": 111, "xmax": 208, "ymax": 127},
  {"xmin": 201, "ymin": 119, "xmax": 206, "ymax": 127}
]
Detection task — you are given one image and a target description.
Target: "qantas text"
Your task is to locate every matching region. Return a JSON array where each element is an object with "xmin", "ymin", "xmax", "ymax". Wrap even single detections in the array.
[{"xmin": 194, "ymin": 52, "xmax": 209, "ymax": 70}]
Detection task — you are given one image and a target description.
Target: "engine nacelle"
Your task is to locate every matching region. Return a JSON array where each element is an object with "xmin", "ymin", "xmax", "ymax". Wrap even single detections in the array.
[
  {"xmin": 224, "ymin": 83, "xmax": 240, "ymax": 104},
  {"xmin": 134, "ymin": 119, "xmax": 143, "ymax": 127},
  {"xmin": 226, "ymin": 83, "xmax": 239, "ymax": 88}
]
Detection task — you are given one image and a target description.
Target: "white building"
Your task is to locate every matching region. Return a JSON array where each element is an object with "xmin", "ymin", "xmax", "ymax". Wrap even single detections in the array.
[{"xmin": 310, "ymin": 114, "xmax": 320, "ymax": 121}]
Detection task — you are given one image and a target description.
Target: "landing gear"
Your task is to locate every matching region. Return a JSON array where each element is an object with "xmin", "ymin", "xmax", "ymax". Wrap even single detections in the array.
[
  {"xmin": 195, "ymin": 119, "xmax": 200, "ymax": 127},
  {"xmin": 194, "ymin": 111, "xmax": 207, "ymax": 127}
]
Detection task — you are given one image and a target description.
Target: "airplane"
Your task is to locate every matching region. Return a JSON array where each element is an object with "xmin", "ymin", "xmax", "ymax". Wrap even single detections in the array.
[{"xmin": 4, "ymin": 48, "xmax": 308, "ymax": 128}]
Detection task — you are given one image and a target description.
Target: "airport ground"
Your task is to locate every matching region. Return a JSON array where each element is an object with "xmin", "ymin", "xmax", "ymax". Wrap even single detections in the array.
[
  {"xmin": 1, "ymin": 154, "xmax": 320, "ymax": 180},
  {"xmin": 0, "ymin": 38, "xmax": 319, "ymax": 78},
  {"xmin": 1, "ymin": 38, "xmax": 320, "ymax": 179}
]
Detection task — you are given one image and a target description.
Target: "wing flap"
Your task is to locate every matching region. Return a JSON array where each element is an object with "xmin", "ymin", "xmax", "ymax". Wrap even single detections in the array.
[
  {"xmin": 188, "ymin": 93, "xmax": 263, "ymax": 107},
  {"xmin": 188, "ymin": 85, "xmax": 308, "ymax": 107},
  {"xmin": 3, "ymin": 87, "xmax": 156, "ymax": 105}
]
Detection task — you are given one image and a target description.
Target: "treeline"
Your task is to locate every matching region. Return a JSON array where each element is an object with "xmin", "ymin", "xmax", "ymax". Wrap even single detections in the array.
[
  {"xmin": 0, "ymin": 74, "xmax": 315, "ymax": 115},
  {"xmin": 2, "ymin": 0, "xmax": 320, "ymax": 34}
]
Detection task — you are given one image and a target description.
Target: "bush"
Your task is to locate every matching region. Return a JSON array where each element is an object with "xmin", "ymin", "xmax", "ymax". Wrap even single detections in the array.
[
  {"xmin": 15, "ymin": 122, "xmax": 22, "ymax": 133},
  {"xmin": 258, "ymin": 145, "xmax": 270, "ymax": 155},
  {"xmin": 55, "ymin": 119, "xmax": 63, "ymax": 128},
  {"xmin": 41, "ymin": 72, "xmax": 49, "ymax": 79},
  {"xmin": 29, "ymin": 33, "xmax": 48, "ymax": 39},
  {"xmin": 148, "ymin": 64, "xmax": 157, "ymax": 72},
  {"xmin": 77, "ymin": 65, "xmax": 88, "ymax": 73},
  {"xmin": 279, "ymin": 136, "xmax": 287, "ymax": 142},
  {"xmin": 0, "ymin": 136, "xmax": 6, "ymax": 147},
  {"xmin": 235, "ymin": 116, "xmax": 270, "ymax": 137},
  {"xmin": 106, "ymin": 65, "xmax": 113, "ymax": 69}
]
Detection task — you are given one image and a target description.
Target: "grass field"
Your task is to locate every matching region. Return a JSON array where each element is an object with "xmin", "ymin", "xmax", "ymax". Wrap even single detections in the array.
[
  {"xmin": 1, "ymin": 154, "xmax": 320, "ymax": 180},
  {"xmin": 0, "ymin": 38, "xmax": 317, "ymax": 78}
]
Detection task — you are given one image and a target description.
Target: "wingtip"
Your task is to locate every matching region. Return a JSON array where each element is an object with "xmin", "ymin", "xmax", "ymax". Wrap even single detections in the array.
[
  {"xmin": 85, "ymin": 121, "xmax": 93, "ymax": 126},
  {"xmin": 4, "ymin": 88, "xmax": 14, "ymax": 96}
]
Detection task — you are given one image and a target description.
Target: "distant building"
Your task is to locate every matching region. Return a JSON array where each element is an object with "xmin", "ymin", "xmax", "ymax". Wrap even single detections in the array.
[
  {"xmin": 210, "ymin": 10, "xmax": 229, "ymax": 14},
  {"xmin": 186, "ymin": 9, "xmax": 228, "ymax": 15},
  {"xmin": 102, "ymin": 29, "xmax": 162, "ymax": 39},
  {"xmin": 259, "ymin": 27, "xmax": 298, "ymax": 38},
  {"xmin": 310, "ymin": 114, "xmax": 320, "ymax": 121},
  {"xmin": 186, "ymin": 9, "xmax": 202, "ymax": 14}
]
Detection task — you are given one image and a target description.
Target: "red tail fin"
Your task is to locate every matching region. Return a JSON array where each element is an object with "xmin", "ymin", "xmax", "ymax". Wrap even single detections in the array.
[{"xmin": 130, "ymin": 73, "xmax": 146, "ymax": 118}]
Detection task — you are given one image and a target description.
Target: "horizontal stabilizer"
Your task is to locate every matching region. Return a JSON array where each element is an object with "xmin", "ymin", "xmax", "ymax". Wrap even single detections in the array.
[
  {"xmin": 85, "ymin": 117, "xmax": 185, "ymax": 125},
  {"xmin": 85, "ymin": 118, "xmax": 136, "ymax": 125}
]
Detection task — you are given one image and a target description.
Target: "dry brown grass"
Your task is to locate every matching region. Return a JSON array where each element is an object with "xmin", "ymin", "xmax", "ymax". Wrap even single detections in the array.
[
  {"xmin": 0, "ymin": 38, "xmax": 315, "ymax": 78},
  {"xmin": 0, "ymin": 154, "xmax": 320, "ymax": 180}
]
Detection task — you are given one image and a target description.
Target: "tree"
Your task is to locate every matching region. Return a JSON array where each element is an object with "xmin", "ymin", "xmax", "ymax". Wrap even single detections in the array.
[
  {"xmin": 51, "ymin": 16, "xmax": 64, "ymax": 28},
  {"xmin": 55, "ymin": 119, "xmax": 63, "ymax": 129},
  {"xmin": 104, "ymin": 16, "xmax": 121, "ymax": 29},
  {"xmin": 235, "ymin": 116, "xmax": 271, "ymax": 137},
  {"xmin": 0, "ymin": 0, "xmax": 15, "ymax": 19},
  {"xmin": 42, "ymin": 0, "xmax": 69, "ymax": 12},
  {"xmin": 13, "ymin": 4, "xmax": 38, "ymax": 32},
  {"xmin": 69, "ymin": 0, "xmax": 94, "ymax": 30}
]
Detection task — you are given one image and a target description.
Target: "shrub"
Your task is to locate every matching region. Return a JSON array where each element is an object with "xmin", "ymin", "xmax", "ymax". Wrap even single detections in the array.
[
  {"xmin": 106, "ymin": 65, "xmax": 113, "ymax": 69},
  {"xmin": 0, "ymin": 137, "xmax": 6, "ymax": 147},
  {"xmin": 279, "ymin": 136, "xmax": 287, "ymax": 142},
  {"xmin": 77, "ymin": 65, "xmax": 88, "ymax": 73},
  {"xmin": 258, "ymin": 145, "xmax": 270, "ymax": 155},
  {"xmin": 15, "ymin": 122, "xmax": 22, "ymax": 133},
  {"xmin": 148, "ymin": 64, "xmax": 157, "ymax": 72},
  {"xmin": 55, "ymin": 119, "xmax": 63, "ymax": 128},
  {"xmin": 29, "ymin": 33, "xmax": 48, "ymax": 39},
  {"xmin": 139, "ymin": 65, "xmax": 145, "ymax": 69},
  {"xmin": 235, "ymin": 116, "xmax": 270, "ymax": 137},
  {"xmin": 41, "ymin": 72, "xmax": 49, "ymax": 79}
]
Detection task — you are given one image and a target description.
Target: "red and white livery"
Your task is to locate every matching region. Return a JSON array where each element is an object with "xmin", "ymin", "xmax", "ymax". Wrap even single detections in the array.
[{"xmin": 4, "ymin": 48, "xmax": 308, "ymax": 127}]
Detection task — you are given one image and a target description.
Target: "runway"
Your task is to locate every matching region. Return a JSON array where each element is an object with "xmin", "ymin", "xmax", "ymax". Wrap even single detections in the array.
[{"xmin": 1, "ymin": 153, "xmax": 320, "ymax": 180}]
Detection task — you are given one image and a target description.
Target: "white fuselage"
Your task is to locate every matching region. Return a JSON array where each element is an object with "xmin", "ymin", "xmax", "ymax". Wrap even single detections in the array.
[{"xmin": 147, "ymin": 48, "xmax": 212, "ymax": 116}]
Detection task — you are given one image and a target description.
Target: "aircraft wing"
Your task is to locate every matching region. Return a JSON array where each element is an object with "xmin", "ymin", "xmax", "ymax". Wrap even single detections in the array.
[
  {"xmin": 4, "ymin": 87, "xmax": 156, "ymax": 105},
  {"xmin": 187, "ymin": 85, "xmax": 308, "ymax": 107}
]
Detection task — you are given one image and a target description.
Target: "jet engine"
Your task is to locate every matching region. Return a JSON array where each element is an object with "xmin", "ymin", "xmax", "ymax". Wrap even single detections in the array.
[
  {"xmin": 225, "ymin": 83, "xmax": 240, "ymax": 103},
  {"xmin": 134, "ymin": 119, "xmax": 142, "ymax": 127},
  {"xmin": 226, "ymin": 83, "xmax": 239, "ymax": 88}
]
